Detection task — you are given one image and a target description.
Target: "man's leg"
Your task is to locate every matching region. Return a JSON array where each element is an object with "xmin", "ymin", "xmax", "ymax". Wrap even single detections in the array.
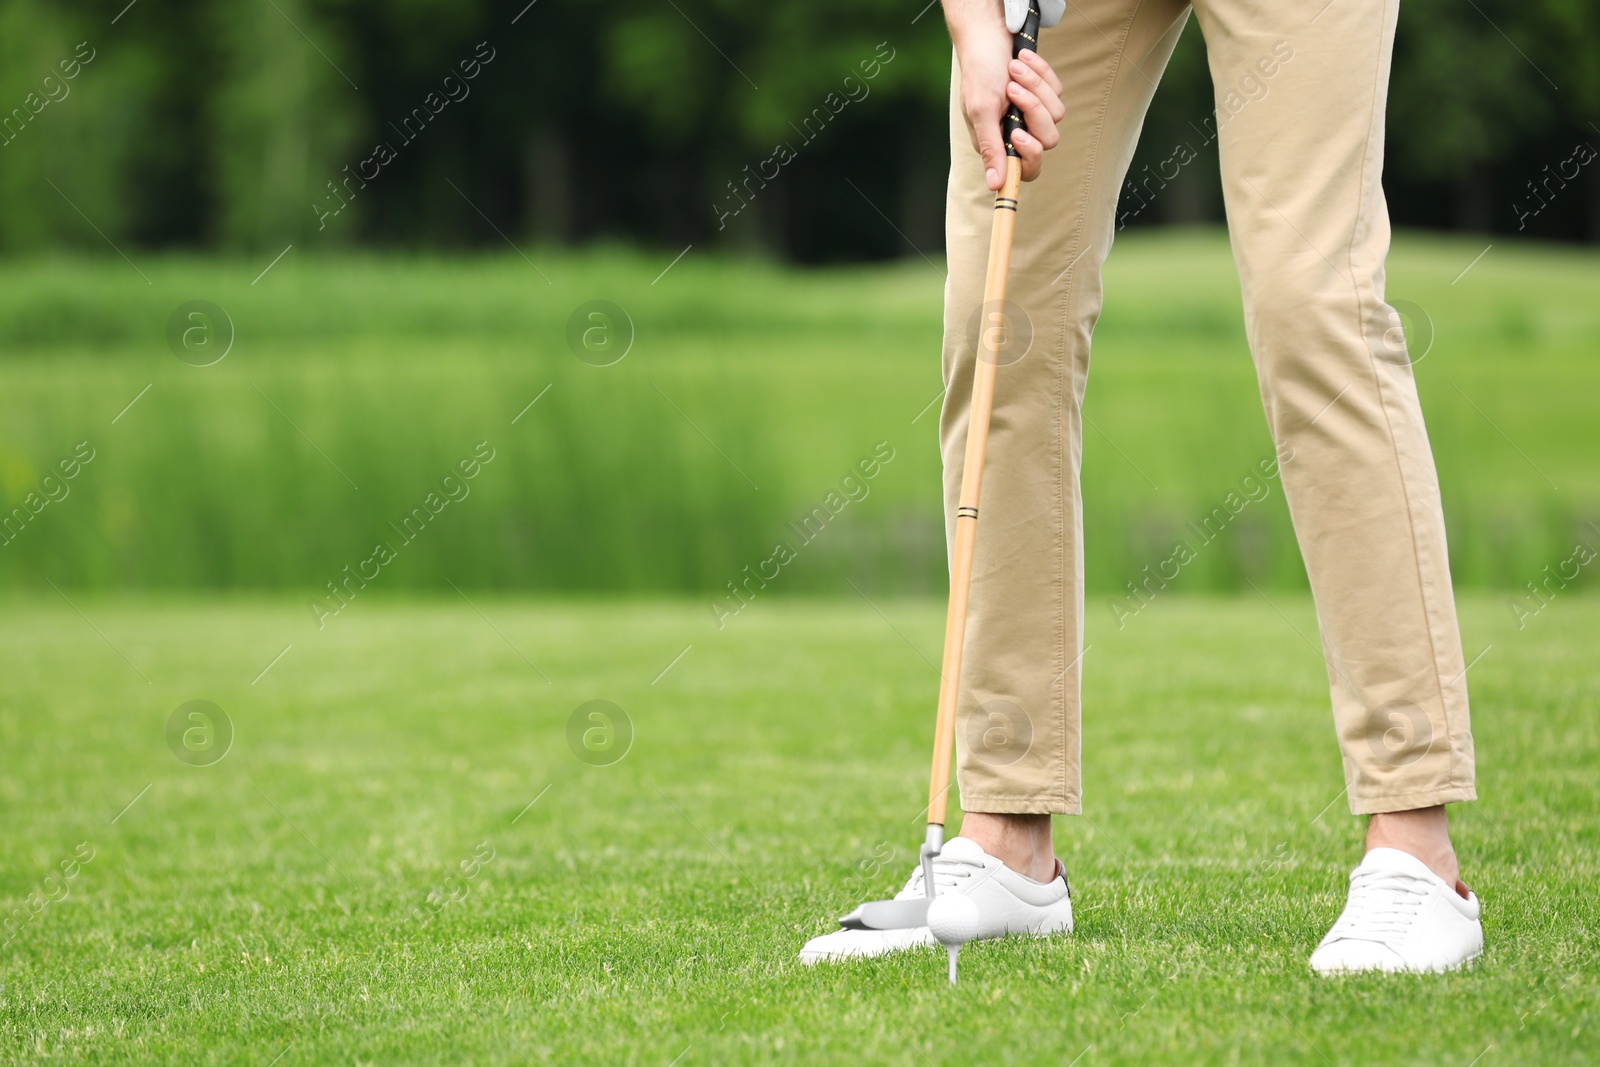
[
  {"xmin": 1194, "ymin": 0, "xmax": 1476, "ymax": 842},
  {"xmin": 1193, "ymin": 0, "xmax": 1480, "ymax": 970},
  {"xmin": 942, "ymin": 0, "xmax": 1191, "ymax": 867},
  {"xmin": 801, "ymin": 0, "xmax": 1194, "ymax": 964}
]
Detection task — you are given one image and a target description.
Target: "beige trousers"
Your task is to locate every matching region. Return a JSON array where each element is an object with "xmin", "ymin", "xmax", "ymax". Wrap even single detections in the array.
[{"xmin": 941, "ymin": 0, "xmax": 1476, "ymax": 816}]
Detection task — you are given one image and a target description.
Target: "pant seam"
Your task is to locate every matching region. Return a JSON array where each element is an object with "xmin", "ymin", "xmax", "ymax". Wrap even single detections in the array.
[
  {"xmin": 963, "ymin": 794, "xmax": 1082, "ymax": 813},
  {"xmin": 1349, "ymin": 784, "xmax": 1477, "ymax": 814}
]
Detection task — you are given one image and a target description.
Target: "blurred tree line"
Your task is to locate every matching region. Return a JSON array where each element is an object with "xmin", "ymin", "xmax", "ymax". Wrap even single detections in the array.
[{"xmin": 1, "ymin": 0, "xmax": 1596, "ymax": 261}]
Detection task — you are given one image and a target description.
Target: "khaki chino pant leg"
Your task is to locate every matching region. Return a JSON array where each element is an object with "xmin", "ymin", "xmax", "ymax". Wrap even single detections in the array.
[
  {"xmin": 941, "ymin": 0, "xmax": 1192, "ymax": 814},
  {"xmin": 941, "ymin": 0, "xmax": 1476, "ymax": 817}
]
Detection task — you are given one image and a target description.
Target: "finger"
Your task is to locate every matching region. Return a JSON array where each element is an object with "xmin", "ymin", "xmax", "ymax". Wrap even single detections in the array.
[
  {"xmin": 1017, "ymin": 48, "xmax": 1063, "ymax": 97},
  {"xmin": 1009, "ymin": 57, "xmax": 1066, "ymax": 123},
  {"xmin": 963, "ymin": 117, "xmax": 985, "ymax": 173},
  {"xmin": 1007, "ymin": 82, "xmax": 1061, "ymax": 149},
  {"xmin": 1011, "ymin": 128, "xmax": 1044, "ymax": 181},
  {"xmin": 963, "ymin": 95, "xmax": 1008, "ymax": 190},
  {"xmin": 1007, "ymin": 72, "xmax": 1065, "ymax": 133},
  {"xmin": 977, "ymin": 131, "xmax": 1008, "ymax": 190}
]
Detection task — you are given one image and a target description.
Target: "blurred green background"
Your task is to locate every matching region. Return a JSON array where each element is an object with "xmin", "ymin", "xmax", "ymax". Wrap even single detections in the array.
[
  {"xmin": 3, "ymin": 0, "xmax": 1599, "ymax": 254},
  {"xmin": 1, "ymin": 234, "xmax": 1597, "ymax": 607},
  {"xmin": 1, "ymin": 0, "xmax": 1597, "ymax": 605}
]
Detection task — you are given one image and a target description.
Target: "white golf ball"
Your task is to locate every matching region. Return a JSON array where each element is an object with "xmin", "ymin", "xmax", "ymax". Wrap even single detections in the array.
[{"xmin": 926, "ymin": 894, "xmax": 984, "ymax": 947}]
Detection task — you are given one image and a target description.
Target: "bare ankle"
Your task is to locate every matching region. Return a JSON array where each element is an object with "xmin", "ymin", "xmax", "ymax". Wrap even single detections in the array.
[
  {"xmin": 957, "ymin": 811, "xmax": 1056, "ymax": 882},
  {"xmin": 1366, "ymin": 805, "xmax": 1461, "ymax": 885}
]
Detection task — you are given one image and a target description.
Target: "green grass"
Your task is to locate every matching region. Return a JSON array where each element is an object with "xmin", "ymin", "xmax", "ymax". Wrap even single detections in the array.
[
  {"xmin": 2, "ymin": 591, "xmax": 1595, "ymax": 1064},
  {"xmin": 1, "ymin": 230, "xmax": 1596, "ymax": 593}
]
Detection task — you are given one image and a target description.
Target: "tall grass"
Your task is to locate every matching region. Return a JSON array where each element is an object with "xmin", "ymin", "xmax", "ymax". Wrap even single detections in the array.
[{"xmin": 0, "ymin": 230, "xmax": 1594, "ymax": 600}]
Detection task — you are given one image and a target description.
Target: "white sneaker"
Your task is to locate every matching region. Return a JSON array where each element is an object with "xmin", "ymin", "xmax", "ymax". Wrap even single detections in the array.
[
  {"xmin": 798, "ymin": 837, "xmax": 1073, "ymax": 964},
  {"xmin": 1310, "ymin": 847, "xmax": 1483, "ymax": 975}
]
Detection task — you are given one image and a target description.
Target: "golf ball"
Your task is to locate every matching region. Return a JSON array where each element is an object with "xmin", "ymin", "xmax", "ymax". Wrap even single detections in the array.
[{"xmin": 926, "ymin": 894, "xmax": 984, "ymax": 947}]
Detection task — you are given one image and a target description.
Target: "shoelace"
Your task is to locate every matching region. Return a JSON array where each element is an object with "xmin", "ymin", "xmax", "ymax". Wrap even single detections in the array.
[
  {"xmin": 893, "ymin": 851, "xmax": 990, "ymax": 900},
  {"xmin": 1326, "ymin": 868, "xmax": 1432, "ymax": 941}
]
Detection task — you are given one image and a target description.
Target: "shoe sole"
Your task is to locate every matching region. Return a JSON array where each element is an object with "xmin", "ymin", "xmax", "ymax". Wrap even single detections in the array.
[
  {"xmin": 798, "ymin": 916, "xmax": 1073, "ymax": 965},
  {"xmin": 1310, "ymin": 946, "xmax": 1482, "ymax": 976}
]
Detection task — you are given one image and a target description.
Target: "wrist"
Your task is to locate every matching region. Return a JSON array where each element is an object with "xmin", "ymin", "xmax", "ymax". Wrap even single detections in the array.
[{"xmin": 943, "ymin": 0, "xmax": 1006, "ymax": 51}]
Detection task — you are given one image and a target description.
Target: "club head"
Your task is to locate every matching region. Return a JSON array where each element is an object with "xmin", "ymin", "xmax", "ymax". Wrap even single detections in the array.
[
  {"xmin": 838, "ymin": 896, "xmax": 930, "ymax": 931},
  {"xmin": 838, "ymin": 825, "xmax": 946, "ymax": 930}
]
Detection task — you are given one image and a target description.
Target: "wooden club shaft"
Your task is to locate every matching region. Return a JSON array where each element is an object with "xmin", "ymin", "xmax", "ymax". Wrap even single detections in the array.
[{"xmin": 927, "ymin": 155, "xmax": 1023, "ymax": 827}]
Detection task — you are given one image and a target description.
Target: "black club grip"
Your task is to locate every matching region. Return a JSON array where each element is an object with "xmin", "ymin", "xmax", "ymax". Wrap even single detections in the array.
[{"xmin": 1002, "ymin": 0, "xmax": 1043, "ymax": 157}]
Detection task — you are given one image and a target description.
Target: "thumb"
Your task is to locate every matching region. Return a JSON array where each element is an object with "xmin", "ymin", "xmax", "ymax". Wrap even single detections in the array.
[{"xmin": 977, "ymin": 134, "xmax": 1007, "ymax": 191}]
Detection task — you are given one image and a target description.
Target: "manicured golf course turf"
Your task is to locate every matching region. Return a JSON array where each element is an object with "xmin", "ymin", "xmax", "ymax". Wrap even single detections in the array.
[{"xmin": 2, "ymin": 592, "xmax": 1594, "ymax": 1064}]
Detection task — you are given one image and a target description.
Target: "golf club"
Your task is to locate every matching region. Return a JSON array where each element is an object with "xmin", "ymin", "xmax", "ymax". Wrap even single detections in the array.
[{"xmin": 837, "ymin": 0, "xmax": 1043, "ymax": 938}]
